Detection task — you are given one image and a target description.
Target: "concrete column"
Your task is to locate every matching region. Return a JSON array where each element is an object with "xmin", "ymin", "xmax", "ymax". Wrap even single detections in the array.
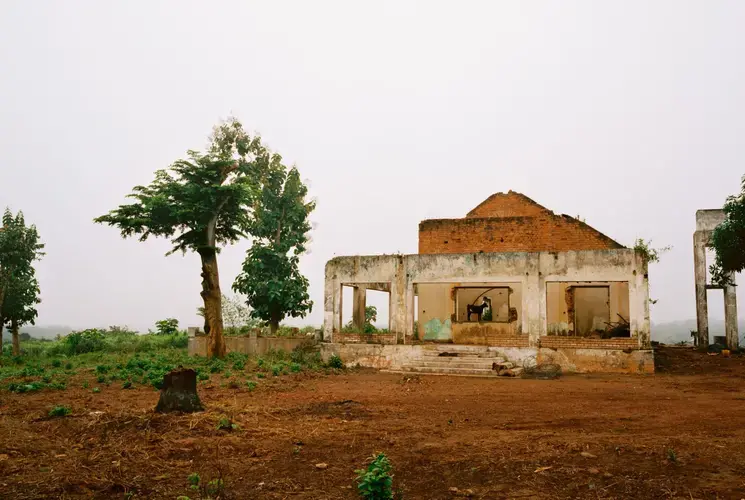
[
  {"xmin": 724, "ymin": 274, "xmax": 739, "ymax": 350},
  {"xmin": 389, "ymin": 256, "xmax": 407, "ymax": 343},
  {"xmin": 525, "ymin": 253, "xmax": 541, "ymax": 346},
  {"xmin": 693, "ymin": 232, "xmax": 709, "ymax": 348},
  {"xmin": 352, "ymin": 286, "xmax": 367, "ymax": 329},
  {"xmin": 404, "ymin": 282, "xmax": 415, "ymax": 344},
  {"xmin": 323, "ymin": 271, "xmax": 337, "ymax": 342}
]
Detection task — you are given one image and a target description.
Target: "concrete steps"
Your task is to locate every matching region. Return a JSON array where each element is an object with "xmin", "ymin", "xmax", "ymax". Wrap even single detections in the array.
[{"xmin": 386, "ymin": 344, "xmax": 513, "ymax": 377}]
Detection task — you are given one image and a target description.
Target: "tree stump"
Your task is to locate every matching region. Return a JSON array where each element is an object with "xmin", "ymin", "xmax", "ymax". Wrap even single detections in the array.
[{"xmin": 155, "ymin": 368, "xmax": 204, "ymax": 413}]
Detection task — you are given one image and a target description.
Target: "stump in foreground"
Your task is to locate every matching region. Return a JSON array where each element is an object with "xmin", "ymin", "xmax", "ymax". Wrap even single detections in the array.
[{"xmin": 155, "ymin": 368, "xmax": 204, "ymax": 413}]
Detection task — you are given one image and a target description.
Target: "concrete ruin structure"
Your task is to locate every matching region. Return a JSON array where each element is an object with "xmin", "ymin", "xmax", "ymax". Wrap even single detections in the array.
[
  {"xmin": 693, "ymin": 209, "xmax": 739, "ymax": 350},
  {"xmin": 323, "ymin": 192, "xmax": 654, "ymax": 374}
]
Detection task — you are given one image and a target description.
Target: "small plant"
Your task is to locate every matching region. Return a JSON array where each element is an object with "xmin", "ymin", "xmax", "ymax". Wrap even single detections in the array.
[
  {"xmin": 122, "ymin": 380, "xmax": 133, "ymax": 389},
  {"xmin": 246, "ymin": 381, "xmax": 257, "ymax": 391},
  {"xmin": 92, "ymin": 387, "xmax": 101, "ymax": 393},
  {"xmin": 51, "ymin": 359, "xmax": 62, "ymax": 368},
  {"xmin": 355, "ymin": 453, "xmax": 394, "ymax": 500},
  {"xmin": 633, "ymin": 238, "xmax": 671, "ymax": 264},
  {"xmin": 42, "ymin": 375, "xmax": 52, "ymax": 384},
  {"xmin": 95, "ymin": 364, "xmax": 110, "ymax": 374},
  {"xmin": 216, "ymin": 416, "xmax": 239, "ymax": 431},
  {"xmin": 188, "ymin": 473, "xmax": 201, "ymax": 490},
  {"xmin": 257, "ymin": 373, "xmax": 265, "ymax": 379},
  {"xmin": 227, "ymin": 379, "xmax": 240, "ymax": 390},
  {"xmin": 82, "ymin": 380, "xmax": 89, "ymax": 389},
  {"xmin": 327, "ymin": 355, "xmax": 344, "ymax": 369},
  {"xmin": 48, "ymin": 405, "xmax": 72, "ymax": 418},
  {"xmin": 290, "ymin": 362, "xmax": 301, "ymax": 373},
  {"xmin": 65, "ymin": 362, "xmax": 73, "ymax": 370},
  {"xmin": 197, "ymin": 372, "xmax": 209, "ymax": 382},
  {"xmin": 223, "ymin": 370, "xmax": 232, "ymax": 379},
  {"xmin": 271, "ymin": 365, "xmax": 281, "ymax": 377},
  {"xmin": 667, "ymin": 448, "xmax": 677, "ymax": 463},
  {"xmin": 96, "ymin": 374, "xmax": 106, "ymax": 384},
  {"xmin": 209, "ymin": 361, "xmax": 224, "ymax": 374},
  {"xmin": 232, "ymin": 360, "xmax": 245, "ymax": 371}
]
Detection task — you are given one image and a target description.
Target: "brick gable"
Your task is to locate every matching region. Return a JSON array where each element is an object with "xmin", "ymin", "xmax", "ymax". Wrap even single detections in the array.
[{"xmin": 419, "ymin": 192, "xmax": 624, "ymax": 254}]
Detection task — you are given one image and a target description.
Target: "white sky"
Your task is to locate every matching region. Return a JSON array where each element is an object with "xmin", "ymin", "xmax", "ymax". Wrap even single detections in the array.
[{"xmin": 1, "ymin": 1, "xmax": 744, "ymax": 331}]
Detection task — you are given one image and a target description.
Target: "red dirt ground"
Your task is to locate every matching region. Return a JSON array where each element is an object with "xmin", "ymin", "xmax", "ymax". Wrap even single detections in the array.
[{"xmin": 3, "ymin": 346, "xmax": 745, "ymax": 499}]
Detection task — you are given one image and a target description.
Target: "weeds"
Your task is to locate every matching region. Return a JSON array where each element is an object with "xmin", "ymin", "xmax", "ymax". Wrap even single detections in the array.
[
  {"xmin": 355, "ymin": 453, "xmax": 394, "ymax": 500},
  {"xmin": 48, "ymin": 405, "xmax": 72, "ymax": 417},
  {"xmin": 667, "ymin": 448, "xmax": 677, "ymax": 463},
  {"xmin": 327, "ymin": 355, "xmax": 344, "ymax": 369}
]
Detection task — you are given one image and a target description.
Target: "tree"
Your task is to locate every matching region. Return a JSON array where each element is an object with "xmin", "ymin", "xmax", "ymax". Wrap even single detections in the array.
[
  {"xmin": 95, "ymin": 118, "xmax": 273, "ymax": 358},
  {"xmin": 154, "ymin": 318, "xmax": 180, "ymax": 335},
  {"xmin": 0, "ymin": 209, "xmax": 44, "ymax": 355},
  {"xmin": 709, "ymin": 175, "xmax": 745, "ymax": 286},
  {"xmin": 233, "ymin": 166, "xmax": 314, "ymax": 334}
]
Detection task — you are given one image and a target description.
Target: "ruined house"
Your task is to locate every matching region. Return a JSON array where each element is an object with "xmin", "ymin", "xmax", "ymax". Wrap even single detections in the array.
[{"xmin": 323, "ymin": 191, "xmax": 653, "ymax": 374}]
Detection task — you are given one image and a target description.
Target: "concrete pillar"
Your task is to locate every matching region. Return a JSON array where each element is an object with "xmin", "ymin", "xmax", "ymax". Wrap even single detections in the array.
[
  {"xmin": 352, "ymin": 286, "xmax": 367, "ymax": 329},
  {"xmin": 525, "ymin": 253, "xmax": 542, "ymax": 346},
  {"xmin": 390, "ymin": 257, "xmax": 407, "ymax": 343},
  {"xmin": 724, "ymin": 274, "xmax": 739, "ymax": 350},
  {"xmin": 693, "ymin": 232, "xmax": 709, "ymax": 348},
  {"xmin": 404, "ymin": 282, "xmax": 415, "ymax": 344}
]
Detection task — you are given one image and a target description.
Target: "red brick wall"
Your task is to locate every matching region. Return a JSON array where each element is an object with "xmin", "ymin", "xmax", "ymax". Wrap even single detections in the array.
[
  {"xmin": 419, "ymin": 216, "xmax": 623, "ymax": 254},
  {"xmin": 467, "ymin": 192, "xmax": 550, "ymax": 218},
  {"xmin": 539, "ymin": 337, "xmax": 639, "ymax": 350}
]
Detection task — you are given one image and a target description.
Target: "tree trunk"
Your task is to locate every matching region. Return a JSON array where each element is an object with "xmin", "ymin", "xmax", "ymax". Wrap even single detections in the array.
[
  {"xmin": 198, "ymin": 246, "xmax": 225, "ymax": 358},
  {"xmin": 11, "ymin": 319, "xmax": 19, "ymax": 356},
  {"xmin": 269, "ymin": 311, "xmax": 281, "ymax": 335},
  {"xmin": 155, "ymin": 368, "xmax": 203, "ymax": 413},
  {"xmin": 0, "ymin": 317, "xmax": 4, "ymax": 355}
]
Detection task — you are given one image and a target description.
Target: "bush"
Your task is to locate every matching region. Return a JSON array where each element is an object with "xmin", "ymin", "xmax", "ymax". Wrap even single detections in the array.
[
  {"xmin": 154, "ymin": 318, "xmax": 180, "ymax": 336},
  {"xmin": 355, "ymin": 453, "xmax": 394, "ymax": 500},
  {"xmin": 327, "ymin": 355, "xmax": 344, "ymax": 369},
  {"xmin": 48, "ymin": 405, "xmax": 72, "ymax": 418},
  {"xmin": 63, "ymin": 329, "xmax": 106, "ymax": 355}
]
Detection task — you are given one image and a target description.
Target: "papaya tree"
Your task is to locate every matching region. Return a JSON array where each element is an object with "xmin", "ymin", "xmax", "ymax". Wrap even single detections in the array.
[
  {"xmin": 95, "ymin": 119, "xmax": 272, "ymax": 358},
  {"xmin": 0, "ymin": 209, "xmax": 44, "ymax": 355},
  {"xmin": 709, "ymin": 174, "xmax": 745, "ymax": 286},
  {"xmin": 233, "ymin": 166, "xmax": 314, "ymax": 334}
]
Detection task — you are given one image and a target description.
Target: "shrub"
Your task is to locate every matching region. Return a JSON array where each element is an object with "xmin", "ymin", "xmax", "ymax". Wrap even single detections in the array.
[
  {"xmin": 216, "ymin": 416, "xmax": 239, "ymax": 431},
  {"xmin": 63, "ymin": 329, "xmax": 106, "ymax": 355},
  {"xmin": 355, "ymin": 453, "xmax": 394, "ymax": 500},
  {"xmin": 122, "ymin": 380, "xmax": 133, "ymax": 389},
  {"xmin": 48, "ymin": 405, "xmax": 72, "ymax": 418},
  {"xmin": 327, "ymin": 355, "xmax": 344, "ymax": 369},
  {"xmin": 290, "ymin": 362, "xmax": 302, "ymax": 373},
  {"xmin": 198, "ymin": 373, "xmax": 209, "ymax": 382},
  {"xmin": 51, "ymin": 359, "xmax": 62, "ymax": 368},
  {"xmin": 92, "ymin": 387, "xmax": 100, "ymax": 393},
  {"xmin": 246, "ymin": 381, "xmax": 257, "ymax": 391},
  {"xmin": 154, "ymin": 318, "xmax": 180, "ymax": 336}
]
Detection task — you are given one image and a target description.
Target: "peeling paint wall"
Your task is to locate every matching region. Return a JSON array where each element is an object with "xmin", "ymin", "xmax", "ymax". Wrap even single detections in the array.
[{"xmin": 324, "ymin": 249, "xmax": 650, "ymax": 348}]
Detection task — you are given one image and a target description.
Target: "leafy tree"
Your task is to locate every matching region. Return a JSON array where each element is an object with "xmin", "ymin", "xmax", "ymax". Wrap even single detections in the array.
[
  {"xmin": 709, "ymin": 175, "xmax": 745, "ymax": 286},
  {"xmin": 154, "ymin": 318, "xmax": 179, "ymax": 335},
  {"xmin": 233, "ymin": 166, "xmax": 314, "ymax": 334},
  {"xmin": 0, "ymin": 209, "xmax": 44, "ymax": 355},
  {"xmin": 95, "ymin": 118, "xmax": 273, "ymax": 358}
]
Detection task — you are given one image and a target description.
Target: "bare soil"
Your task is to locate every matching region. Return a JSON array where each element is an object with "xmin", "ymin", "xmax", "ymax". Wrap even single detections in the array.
[{"xmin": 3, "ymin": 346, "xmax": 745, "ymax": 499}]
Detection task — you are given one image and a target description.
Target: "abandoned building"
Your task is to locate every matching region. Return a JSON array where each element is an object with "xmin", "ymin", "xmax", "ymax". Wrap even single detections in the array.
[
  {"xmin": 693, "ymin": 209, "xmax": 739, "ymax": 350},
  {"xmin": 323, "ymin": 191, "xmax": 653, "ymax": 374}
]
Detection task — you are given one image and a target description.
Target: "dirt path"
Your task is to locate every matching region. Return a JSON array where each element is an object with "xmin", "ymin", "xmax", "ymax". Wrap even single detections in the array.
[{"xmin": 2, "ymin": 347, "xmax": 745, "ymax": 499}]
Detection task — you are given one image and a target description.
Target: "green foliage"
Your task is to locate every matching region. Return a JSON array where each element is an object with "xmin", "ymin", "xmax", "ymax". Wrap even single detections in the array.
[
  {"xmin": 48, "ymin": 405, "xmax": 72, "ymax": 418},
  {"xmin": 246, "ymin": 380, "xmax": 257, "ymax": 391},
  {"xmin": 122, "ymin": 380, "xmax": 133, "ymax": 389},
  {"xmin": 92, "ymin": 387, "xmax": 100, "ymax": 393},
  {"xmin": 233, "ymin": 166, "xmax": 314, "ymax": 333},
  {"xmin": 63, "ymin": 329, "xmax": 106, "ymax": 355},
  {"xmin": 0, "ymin": 209, "xmax": 45, "ymax": 348},
  {"xmin": 709, "ymin": 175, "xmax": 745, "ymax": 286},
  {"xmin": 327, "ymin": 355, "xmax": 344, "ymax": 369},
  {"xmin": 154, "ymin": 318, "xmax": 179, "ymax": 336},
  {"xmin": 216, "ymin": 416, "xmax": 239, "ymax": 431},
  {"xmin": 633, "ymin": 238, "xmax": 671, "ymax": 264},
  {"xmin": 667, "ymin": 448, "xmax": 677, "ymax": 463},
  {"xmin": 343, "ymin": 305, "xmax": 382, "ymax": 334},
  {"xmin": 355, "ymin": 453, "xmax": 394, "ymax": 500}
]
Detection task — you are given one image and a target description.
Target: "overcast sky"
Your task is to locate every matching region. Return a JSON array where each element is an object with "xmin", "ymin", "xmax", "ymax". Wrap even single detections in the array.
[{"xmin": 1, "ymin": 1, "xmax": 744, "ymax": 333}]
